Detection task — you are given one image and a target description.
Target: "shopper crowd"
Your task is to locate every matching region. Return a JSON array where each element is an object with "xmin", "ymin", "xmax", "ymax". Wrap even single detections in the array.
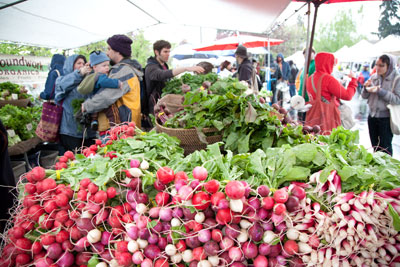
[{"xmin": 33, "ymin": 34, "xmax": 400, "ymax": 157}]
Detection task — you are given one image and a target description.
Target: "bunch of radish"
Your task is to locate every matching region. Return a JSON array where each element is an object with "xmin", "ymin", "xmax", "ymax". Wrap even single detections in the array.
[
  {"xmin": 105, "ymin": 122, "xmax": 136, "ymax": 143},
  {"xmin": 54, "ymin": 151, "xmax": 75, "ymax": 170}
]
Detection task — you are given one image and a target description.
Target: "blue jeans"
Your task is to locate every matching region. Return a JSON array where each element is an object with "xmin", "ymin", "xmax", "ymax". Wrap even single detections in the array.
[{"xmin": 289, "ymin": 84, "xmax": 296, "ymax": 97}]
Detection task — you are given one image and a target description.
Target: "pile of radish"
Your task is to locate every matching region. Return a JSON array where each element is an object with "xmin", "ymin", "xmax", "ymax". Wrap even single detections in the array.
[{"xmin": 1, "ymin": 124, "xmax": 400, "ymax": 267}]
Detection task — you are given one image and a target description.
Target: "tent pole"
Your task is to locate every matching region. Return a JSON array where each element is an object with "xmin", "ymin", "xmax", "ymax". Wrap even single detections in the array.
[
  {"xmin": 0, "ymin": 0, "xmax": 26, "ymax": 10},
  {"xmin": 302, "ymin": 1, "xmax": 321, "ymax": 99},
  {"xmin": 301, "ymin": 2, "xmax": 312, "ymax": 98}
]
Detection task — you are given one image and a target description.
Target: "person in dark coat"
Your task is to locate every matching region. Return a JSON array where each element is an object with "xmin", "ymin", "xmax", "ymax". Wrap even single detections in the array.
[
  {"xmin": 145, "ymin": 40, "xmax": 204, "ymax": 115},
  {"xmin": 288, "ymin": 60, "xmax": 299, "ymax": 97},
  {"xmin": 0, "ymin": 119, "xmax": 16, "ymax": 237},
  {"xmin": 40, "ymin": 54, "xmax": 66, "ymax": 100},
  {"xmin": 233, "ymin": 45, "xmax": 253, "ymax": 86}
]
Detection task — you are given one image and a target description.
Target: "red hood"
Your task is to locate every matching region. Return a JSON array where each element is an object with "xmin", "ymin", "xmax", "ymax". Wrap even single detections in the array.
[{"xmin": 315, "ymin": 52, "xmax": 335, "ymax": 74}]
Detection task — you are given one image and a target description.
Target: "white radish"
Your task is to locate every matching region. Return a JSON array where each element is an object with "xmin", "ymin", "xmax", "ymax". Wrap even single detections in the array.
[
  {"xmin": 198, "ymin": 260, "xmax": 212, "ymax": 267},
  {"xmin": 127, "ymin": 240, "xmax": 139, "ymax": 253},
  {"xmin": 129, "ymin": 167, "xmax": 143, "ymax": 177},
  {"xmin": 137, "ymin": 239, "xmax": 148, "ymax": 249},
  {"xmin": 81, "ymin": 210, "xmax": 93, "ymax": 219},
  {"xmin": 95, "ymin": 263, "xmax": 107, "ymax": 267},
  {"xmin": 165, "ymin": 244, "xmax": 177, "ymax": 256},
  {"xmin": 195, "ymin": 212, "xmax": 205, "ymax": 223},
  {"xmin": 263, "ymin": 230, "xmax": 276, "ymax": 243},
  {"xmin": 140, "ymin": 160, "xmax": 149, "ymax": 170},
  {"xmin": 208, "ymin": 256, "xmax": 220, "ymax": 266},
  {"xmin": 286, "ymin": 228, "xmax": 299, "ymax": 240},
  {"xmin": 237, "ymin": 229, "xmax": 248, "ymax": 243},
  {"xmin": 240, "ymin": 219, "xmax": 252, "ymax": 229},
  {"xmin": 170, "ymin": 188, "xmax": 177, "ymax": 196},
  {"xmin": 310, "ymin": 250, "xmax": 318, "ymax": 264},
  {"xmin": 171, "ymin": 218, "xmax": 181, "ymax": 227},
  {"xmin": 182, "ymin": 249, "xmax": 193, "ymax": 263},
  {"xmin": 136, "ymin": 203, "xmax": 148, "ymax": 214},
  {"xmin": 341, "ymin": 203, "xmax": 350, "ymax": 212},
  {"xmin": 170, "ymin": 253, "xmax": 182, "ymax": 264},
  {"xmin": 109, "ymin": 259, "xmax": 119, "ymax": 267},
  {"xmin": 229, "ymin": 199, "xmax": 243, "ymax": 213},
  {"xmin": 299, "ymin": 232, "xmax": 309, "ymax": 243},
  {"xmin": 298, "ymin": 242, "xmax": 312, "ymax": 253},
  {"xmin": 87, "ymin": 229, "xmax": 102, "ymax": 243}
]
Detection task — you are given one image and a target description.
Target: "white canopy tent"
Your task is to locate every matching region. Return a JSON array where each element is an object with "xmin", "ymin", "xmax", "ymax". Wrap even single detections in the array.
[
  {"xmin": 374, "ymin": 35, "xmax": 400, "ymax": 56},
  {"xmin": 335, "ymin": 40, "xmax": 378, "ymax": 63},
  {"xmin": 0, "ymin": 0, "xmax": 291, "ymax": 49}
]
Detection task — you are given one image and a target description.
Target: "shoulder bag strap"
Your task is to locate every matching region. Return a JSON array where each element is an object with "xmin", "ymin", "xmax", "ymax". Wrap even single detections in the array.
[
  {"xmin": 49, "ymin": 69, "xmax": 61, "ymax": 101},
  {"xmin": 311, "ymin": 73, "xmax": 330, "ymax": 104}
]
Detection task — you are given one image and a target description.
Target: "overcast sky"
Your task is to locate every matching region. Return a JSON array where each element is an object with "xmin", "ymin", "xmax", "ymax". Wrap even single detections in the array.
[{"xmin": 142, "ymin": 1, "xmax": 383, "ymax": 46}]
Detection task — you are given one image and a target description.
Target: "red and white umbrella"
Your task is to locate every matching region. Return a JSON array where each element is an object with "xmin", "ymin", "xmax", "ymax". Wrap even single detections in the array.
[{"xmin": 193, "ymin": 35, "xmax": 284, "ymax": 51}]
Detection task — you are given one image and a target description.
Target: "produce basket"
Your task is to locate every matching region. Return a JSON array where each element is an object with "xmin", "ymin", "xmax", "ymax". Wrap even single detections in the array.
[
  {"xmin": 156, "ymin": 94, "xmax": 185, "ymax": 114},
  {"xmin": 0, "ymin": 99, "xmax": 30, "ymax": 107},
  {"xmin": 39, "ymin": 150, "xmax": 58, "ymax": 169},
  {"xmin": 155, "ymin": 120, "xmax": 222, "ymax": 155},
  {"xmin": 11, "ymin": 160, "xmax": 26, "ymax": 183}
]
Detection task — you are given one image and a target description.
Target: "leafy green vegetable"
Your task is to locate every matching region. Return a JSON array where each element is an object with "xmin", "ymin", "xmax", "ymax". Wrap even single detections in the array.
[
  {"xmin": 388, "ymin": 203, "xmax": 400, "ymax": 231},
  {"xmin": 162, "ymin": 73, "xmax": 218, "ymax": 96}
]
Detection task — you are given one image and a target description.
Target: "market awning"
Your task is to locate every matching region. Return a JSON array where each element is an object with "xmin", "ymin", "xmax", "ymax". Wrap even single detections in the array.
[{"xmin": 0, "ymin": 0, "xmax": 291, "ymax": 49}]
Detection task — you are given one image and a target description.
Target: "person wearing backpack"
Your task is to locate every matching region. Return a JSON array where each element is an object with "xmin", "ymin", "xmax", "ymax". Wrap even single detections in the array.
[
  {"xmin": 362, "ymin": 54, "xmax": 400, "ymax": 156},
  {"xmin": 82, "ymin": 34, "xmax": 143, "ymax": 137},
  {"xmin": 39, "ymin": 54, "xmax": 65, "ymax": 100}
]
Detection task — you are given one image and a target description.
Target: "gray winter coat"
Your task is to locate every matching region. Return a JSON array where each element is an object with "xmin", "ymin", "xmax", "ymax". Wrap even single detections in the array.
[{"xmin": 361, "ymin": 54, "xmax": 400, "ymax": 118}]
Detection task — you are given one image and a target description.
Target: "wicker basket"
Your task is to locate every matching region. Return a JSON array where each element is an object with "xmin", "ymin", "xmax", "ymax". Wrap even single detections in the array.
[
  {"xmin": 0, "ymin": 99, "xmax": 30, "ymax": 107},
  {"xmin": 156, "ymin": 94, "xmax": 185, "ymax": 114},
  {"xmin": 155, "ymin": 121, "xmax": 222, "ymax": 155}
]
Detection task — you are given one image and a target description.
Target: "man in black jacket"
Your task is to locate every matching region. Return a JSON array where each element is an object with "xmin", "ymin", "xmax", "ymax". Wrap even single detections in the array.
[
  {"xmin": 233, "ymin": 45, "xmax": 253, "ymax": 86},
  {"xmin": 145, "ymin": 40, "xmax": 204, "ymax": 115}
]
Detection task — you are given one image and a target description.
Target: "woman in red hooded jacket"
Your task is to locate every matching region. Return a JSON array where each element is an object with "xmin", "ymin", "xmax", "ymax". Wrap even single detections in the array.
[{"xmin": 305, "ymin": 52, "xmax": 357, "ymax": 134}]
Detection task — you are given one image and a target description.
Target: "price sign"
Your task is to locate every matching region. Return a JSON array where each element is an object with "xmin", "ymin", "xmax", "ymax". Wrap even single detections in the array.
[
  {"xmin": 11, "ymin": 94, "xmax": 18, "ymax": 100},
  {"xmin": 26, "ymin": 123, "xmax": 33, "ymax": 131},
  {"xmin": 7, "ymin": 129, "xmax": 16, "ymax": 137}
]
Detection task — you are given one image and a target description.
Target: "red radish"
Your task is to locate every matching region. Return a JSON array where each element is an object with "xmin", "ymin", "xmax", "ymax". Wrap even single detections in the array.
[
  {"xmin": 193, "ymin": 247, "xmax": 206, "ymax": 261},
  {"xmin": 257, "ymin": 185, "xmax": 270, "ymax": 197},
  {"xmin": 216, "ymin": 208, "xmax": 232, "ymax": 224},
  {"xmin": 42, "ymin": 178, "xmax": 57, "ymax": 191},
  {"xmin": 64, "ymin": 151, "xmax": 75, "ymax": 160},
  {"xmin": 88, "ymin": 183, "xmax": 99, "ymax": 194},
  {"xmin": 24, "ymin": 183, "xmax": 36, "ymax": 194},
  {"xmin": 178, "ymin": 185, "xmax": 193, "ymax": 201},
  {"xmin": 155, "ymin": 192, "xmax": 170, "ymax": 206},
  {"xmin": 211, "ymin": 192, "xmax": 226, "ymax": 206},
  {"xmin": 262, "ymin": 197, "xmax": 275, "ymax": 210},
  {"xmin": 254, "ymin": 255, "xmax": 268, "ymax": 267},
  {"xmin": 284, "ymin": 240, "xmax": 299, "ymax": 256},
  {"xmin": 273, "ymin": 203, "xmax": 286, "ymax": 215},
  {"xmin": 16, "ymin": 237, "xmax": 32, "ymax": 250},
  {"xmin": 94, "ymin": 190, "xmax": 108, "ymax": 204},
  {"xmin": 55, "ymin": 210, "xmax": 69, "ymax": 223},
  {"xmin": 80, "ymin": 178, "xmax": 91, "ymax": 188},
  {"xmin": 90, "ymin": 144, "xmax": 98, "ymax": 152},
  {"xmin": 192, "ymin": 192, "xmax": 211, "ymax": 210},
  {"xmin": 192, "ymin": 166, "xmax": 208, "ymax": 181},
  {"xmin": 204, "ymin": 180, "xmax": 220, "ymax": 194},
  {"xmin": 43, "ymin": 200, "xmax": 58, "ymax": 213},
  {"xmin": 31, "ymin": 166, "xmax": 46, "ymax": 181},
  {"xmin": 308, "ymin": 234, "xmax": 320, "ymax": 248},
  {"xmin": 107, "ymin": 187, "xmax": 117, "ymax": 199},
  {"xmin": 117, "ymin": 241, "xmax": 129, "ymax": 252},
  {"xmin": 291, "ymin": 185, "xmax": 306, "ymax": 200},
  {"xmin": 56, "ymin": 230, "xmax": 69, "ymax": 244},
  {"xmin": 175, "ymin": 171, "xmax": 189, "ymax": 182},
  {"xmin": 176, "ymin": 240, "xmax": 186, "ymax": 252},
  {"xmin": 225, "ymin": 181, "xmax": 245, "ymax": 200},
  {"xmin": 212, "ymin": 229, "xmax": 223, "ymax": 242},
  {"xmin": 285, "ymin": 196, "xmax": 300, "ymax": 213},
  {"xmin": 15, "ymin": 253, "xmax": 30, "ymax": 265},
  {"xmin": 273, "ymin": 189, "xmax": 289, "ymax": 203},
  {"xmin": 54, "ymin": 194, "xmax": 69, "ymax": 207},
  {"xmin": 154, "ymin": 258, "xmax": 169, "ymax": 267},
  {"xmin": 58, "ymin": 156, "xmax": 68, "ymax": 163},
  {"xmin": 157, "ymin": 167, "xmax": 174, "ymax": 184}
]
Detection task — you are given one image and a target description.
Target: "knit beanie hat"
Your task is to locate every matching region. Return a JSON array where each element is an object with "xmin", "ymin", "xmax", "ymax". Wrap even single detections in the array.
[
  {"xmin": 89, "ymin": 51, "xmax": 109, "ymax": 67},
  {"xmin": 235, "ymin": 45, "xmax": 248, "ymax": 58},
  {"xmin": 107, "ymin": 34, "xmax": 133, "ymax": 57}
]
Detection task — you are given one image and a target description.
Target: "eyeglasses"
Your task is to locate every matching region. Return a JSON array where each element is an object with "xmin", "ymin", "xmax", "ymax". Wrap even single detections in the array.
[
  {"xmin": 376, "ymin": 64, "xmax": 386, "ymax": 68},
  {"xmin": 90, "ymin": 50, "xmax": 102, "ymax": 55}
]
